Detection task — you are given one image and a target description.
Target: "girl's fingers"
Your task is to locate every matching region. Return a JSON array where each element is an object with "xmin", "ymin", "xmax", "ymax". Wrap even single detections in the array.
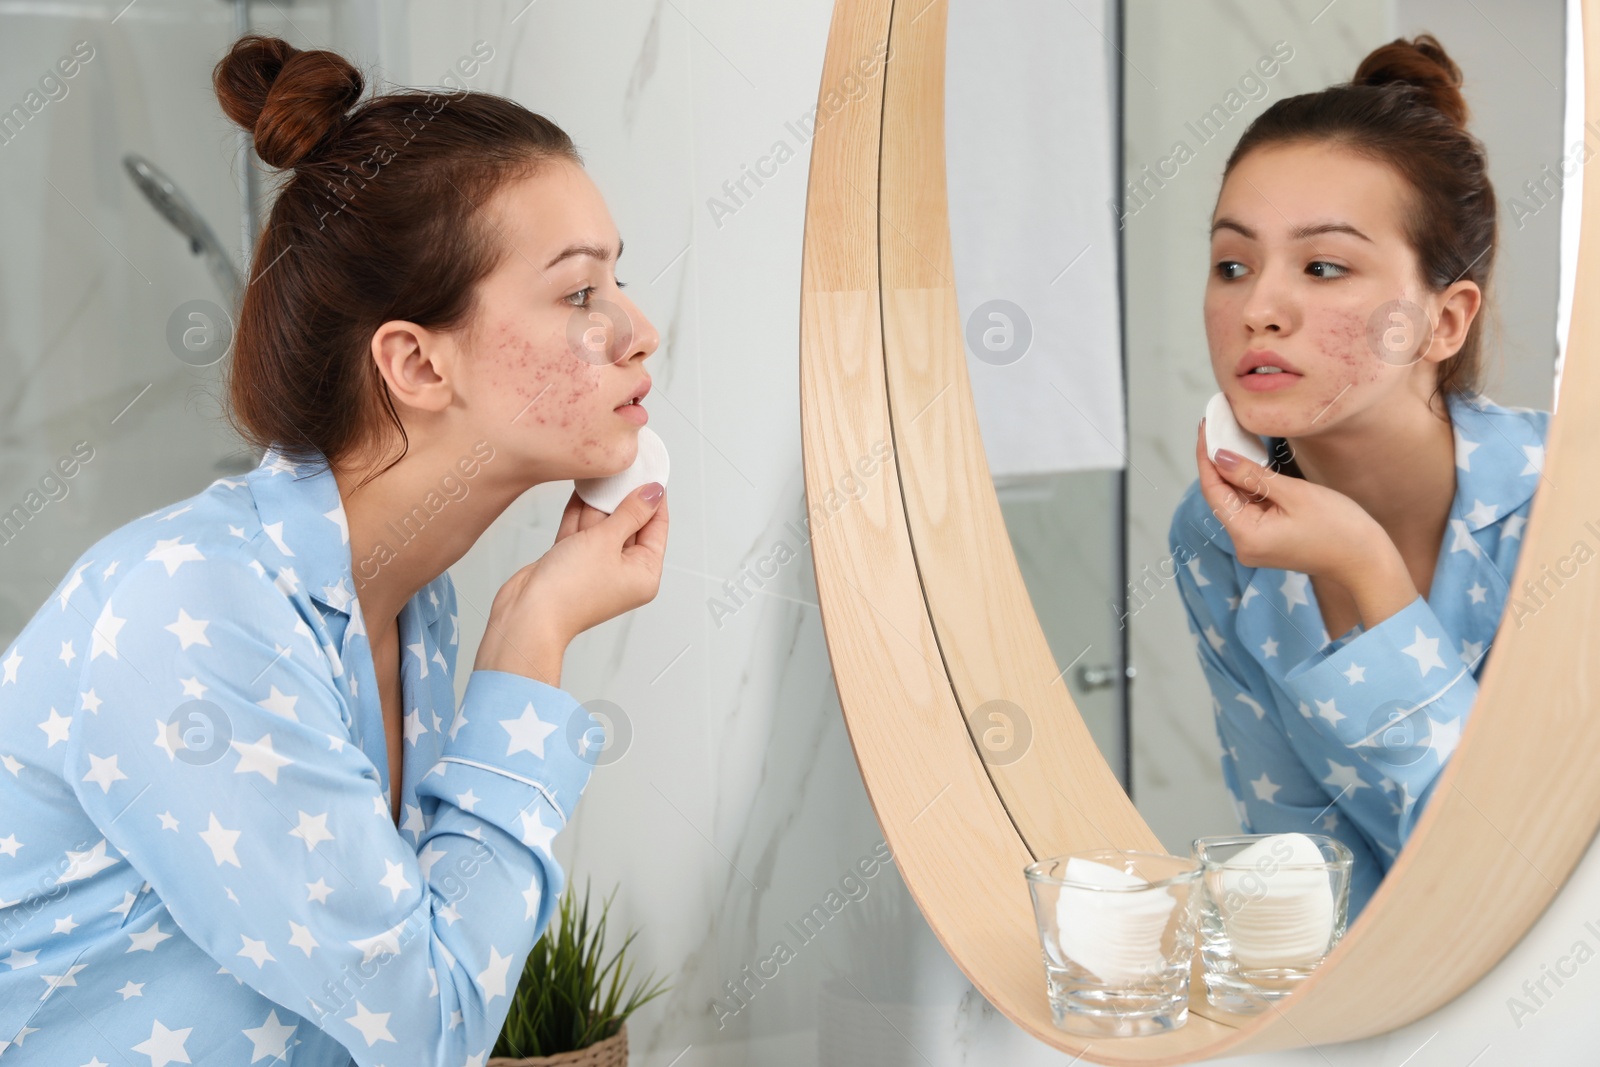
[
  {"xmin": 627, "ymin": 489, "xmax": 669, "ymax": 563},
  {"xmin": 1216, "ymin": 451, "xmax": 1271, "ymax": 502},
  {"xmin": 576, "ymin": 501, "xmax": 608, "ymax": 533},
  {"xmin": 557, "ymin": 491, "xmax": 585, "ymax": 540},
  {"xmin": 1195, "ymin": 428, "xmax": 1251, "ymax": 522}
]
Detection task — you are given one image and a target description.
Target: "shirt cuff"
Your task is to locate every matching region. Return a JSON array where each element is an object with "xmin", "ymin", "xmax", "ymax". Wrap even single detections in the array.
[
  {"xmin": 1282, "ymin": 594, "xmax": 1471, "ymax": 744},
  {"xmin": 432, "ymin": 669, "xmax": 599, "ymax": 826}
]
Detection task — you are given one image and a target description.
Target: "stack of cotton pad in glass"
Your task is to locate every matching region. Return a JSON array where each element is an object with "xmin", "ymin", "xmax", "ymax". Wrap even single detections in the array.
[
  {"xmin": 1207, "ymin": 833, "xmax": 1335, "ymax": 970},
  {"xmin": 575, "ymin": 425, "xmax": 669, "ymax": 514},
  {"xmin": 1054, "ymin": 857, "xmax": 1177, "ymax": 984}
]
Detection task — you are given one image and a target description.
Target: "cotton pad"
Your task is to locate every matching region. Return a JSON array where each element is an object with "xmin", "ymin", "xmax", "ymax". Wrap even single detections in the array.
[
  {"xmin": 1206, "ymin": 833, "xmax": 1336, "ymax": 970},
  {"xmin": 1054, "ymin": 857, "xmax": 1176, "ymax": 984},
  {"xmin": 1204, "ymin": 391, "xmax": 1270, "ymax": 467},
  {"xmin": 575, "ymin": 425, "xmax": 669, "ymax": 514}
]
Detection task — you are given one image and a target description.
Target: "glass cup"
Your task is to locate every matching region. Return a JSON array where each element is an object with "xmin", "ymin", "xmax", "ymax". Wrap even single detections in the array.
[
  {"xmin": 1024, "ymin": 849, "xmax": 1202, "ymax": 1037},
  {"xmin": 1191, "ymin": 833, "xmax": 1353, "ymax": 1015}
]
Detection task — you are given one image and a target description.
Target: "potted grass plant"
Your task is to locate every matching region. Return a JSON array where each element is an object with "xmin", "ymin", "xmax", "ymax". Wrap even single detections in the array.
[{"xmin": 489, "ymin": 877, "xmax": 671, "ymax": 1066}]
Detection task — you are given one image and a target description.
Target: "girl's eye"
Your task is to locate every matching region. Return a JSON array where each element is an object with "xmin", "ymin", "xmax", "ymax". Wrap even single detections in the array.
[
  {"xmin": 1308, "ymin": 261, "xmax": 1348, "ymax": 279},
  {"xmin": 1215, "ymin": 260, "xmax": 1247, "ymax": 281},
  {"xmin": 565, "ymin": 280, "xmax": 629, "ymax": 308}
]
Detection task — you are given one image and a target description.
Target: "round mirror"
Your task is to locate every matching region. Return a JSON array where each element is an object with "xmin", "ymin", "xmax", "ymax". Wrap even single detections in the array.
[{"xmin": 801, "ymin": 0, "xmax": 1600, "ymax": 1060}]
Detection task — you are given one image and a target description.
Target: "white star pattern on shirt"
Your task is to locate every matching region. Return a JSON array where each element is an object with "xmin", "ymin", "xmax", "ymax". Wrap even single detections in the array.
[
  {"xmin": 146, "ymin": 537, "xmax": 206, "ymax": 576},
  {"xmin": 1447, "ymin": 519, "xmax": 1481, "ymax": 559},
  {"xmin": 127, "ymin": 920, "xmax": 173, "ymax": 953},
  {"xmin": 164, "ymin": 608, "xmax": 211, "ymax": 650},
  {"xmin": 1280, "ymin": 572, "xmax": 1311, "ymax": 611},
  {"xmin": 1521, "ymin": 444, "xmax": 1545, "ymax": 476},
  {"xmin": 502, "ymin": 703, "xmax": 559, "ymax": 758},
  {"xmin": 56, "ymin": 563, "xmax": 88, "ymax": 609},
  {"xmin": 82, "ymin": 752, "xmax": 128, "ymax": 793},
  {"xmin": 242, "ymin": 1009, "xmax": 297, "ymax": 1061},
  {"xmin": 1251, "ymin": 771, "xmax": 1281, "ymax": 802},
  {"xmin": 379, "ymin": 860, "xmax": 412, "ymax": 902},
  {"xmin": 199, "ymin": 813, "xmax": 243, "ymax": 867},
  {"xmin": 234, "ymin": 932, "xmax": 275, "ymax": 967},
  {"xmin": 1322, "ymin": 759, "xmax": 1370, "ymax": 795},
  {"xmin": 1342, "ymin": 662, "xmax": 1366, "ymax": 684},
  {"xmin": 1425, "ymin": 713, "xmax": 1463, "ymax": 761},
  {"xmin": 519, "ymin": 807, "xmax": 560, "ymax": 853},
  {"xmin": 38, "ymin": 962, "xmax": 88, "ymax": 1001},
  {"xmin": 476, "ymin": 946, "xmax": 515, "ymax": 1002},
  {"xmin": 1463, "ymin": 499, "xmax": 1498, "ymax": 527},
  {"xmin": 1454, "ymin": 427, "xmax": 1479, "ymax": 471},
  {"xmin": 1466, "ymin": 581, "xmax": 1487, "ymax": 604},
  {"xmin": 89, "ymin": 600, "xmax": 125, "ymax": 660},
  {"xmin": 1402, "ymin": 627, "xmax": 1448, "ymax": 675},
  {"xmin": 1259, "ymin": 636, "xmax": 1278, "ymax": 658},
  {"xmin": 346, "ymin": 1001, "xmax": 398, "ymax": 1046},
  {"xmin": 57, "ymin": 839, "xmax": 117, "ymax": 884},
  {"xmin": 288, "ymin": 920, "xmax": 320, "ymax": 957},
  {"xmin": 256, "ymin": 685, "xmax": 299, "ymax": 720},
  {"xmin": 230, "ymin": 732, "xmax": 293, "ymax": 784},
  {"xmin": 1315, "ymin": 698, "xmax": 1345, "ymax": 726},
  {"xmin": 131, "ymin": 1019, "xmax": 191, "ymax": 1067},
  {"xmin": 37, "ymin": 707, "xmax": 71, "ymax": 747},
  {"xmin": 288, "ymin": 811, "xmax": 334, "ymax": 851}
]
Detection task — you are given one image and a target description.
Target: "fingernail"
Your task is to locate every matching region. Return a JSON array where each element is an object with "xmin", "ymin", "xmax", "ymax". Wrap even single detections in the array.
[
  {"xmin": 1214, "ymin": 449, "xmax": 1240, "ymax": 470},
  {"xmin": 640, "ymin": 482, "xmax": 664, "ymax": 504}
]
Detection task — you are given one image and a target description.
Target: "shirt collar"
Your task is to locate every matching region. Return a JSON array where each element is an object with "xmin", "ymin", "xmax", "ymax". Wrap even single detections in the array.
[
  {"xmin": 247, "ymin": 444, "xmax": 447, "ymax": 627},
  {"xmin": 1443, "ymin": 390, "xmax": 1547, "ymax": 533}
]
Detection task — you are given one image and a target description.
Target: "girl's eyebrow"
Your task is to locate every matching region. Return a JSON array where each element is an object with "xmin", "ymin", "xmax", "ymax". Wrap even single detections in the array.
[
  {"xmin": 543, "ymin": 236, "xmax": 625, "ymax": 271},
  {"xmin": 1210, "ymin": 217, "xmax": 1372, "ymax": 243}
]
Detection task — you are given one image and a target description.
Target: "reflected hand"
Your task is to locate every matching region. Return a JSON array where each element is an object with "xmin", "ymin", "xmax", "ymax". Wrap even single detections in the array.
[{"xmin": 1192, "ymin": 423, "xmax": 1400, "ymax": 595}]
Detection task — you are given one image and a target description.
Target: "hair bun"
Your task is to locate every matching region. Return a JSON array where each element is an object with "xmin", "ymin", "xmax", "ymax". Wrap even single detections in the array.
[
  {"xmin": 1353, "ymin": 33, "xmax": 1468, "ymax": 127},
  {"xmin": 213, "ymin": 33, "xmax": 364, "ymax": 169}
]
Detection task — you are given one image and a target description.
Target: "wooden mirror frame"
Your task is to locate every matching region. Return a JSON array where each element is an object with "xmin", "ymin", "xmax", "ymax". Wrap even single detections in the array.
[{"xmin": 799, "ymin": 0, "xmax": 1600, "ymax": 1061}]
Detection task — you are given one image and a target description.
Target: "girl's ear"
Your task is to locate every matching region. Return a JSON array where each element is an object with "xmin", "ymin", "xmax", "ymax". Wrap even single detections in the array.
[
  {"xmin": 370, "ymin": 320, "xmax": 455, "ymax": 414},
  {"xmin": 1427, "ymin": 279, "xmax": 1482, "ymax": 364}
]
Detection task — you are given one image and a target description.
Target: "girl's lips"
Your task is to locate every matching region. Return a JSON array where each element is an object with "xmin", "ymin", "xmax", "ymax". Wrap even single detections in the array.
[
  {"xmin": 615, "ymin": 401, "xmax": 648, "ymax": 425},
  {"xmin": 1237, "ymin": 369, "xmax": 1303, "ymax": 392}
]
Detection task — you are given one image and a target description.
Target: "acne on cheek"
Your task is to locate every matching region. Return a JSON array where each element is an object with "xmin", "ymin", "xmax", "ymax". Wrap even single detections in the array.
[{"xmin": 1315, "ymin": 309, "xmax": 1365, "ymax": 366}]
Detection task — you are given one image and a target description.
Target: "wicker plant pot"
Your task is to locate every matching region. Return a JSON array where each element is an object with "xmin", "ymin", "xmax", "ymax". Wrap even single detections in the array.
[{"xmin": 488, "ymin": 1024, "xmax": 628, "ymax": 1067}]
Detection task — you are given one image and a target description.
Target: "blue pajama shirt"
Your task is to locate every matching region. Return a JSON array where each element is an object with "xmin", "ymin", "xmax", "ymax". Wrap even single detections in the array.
[
  {"xmin": 1169, "ymin": 391, "xmax": 1550, "ymax": 921},
  {"xmin": 0, "ymin": 444, "xmax": 600, "ymax": 1065}
]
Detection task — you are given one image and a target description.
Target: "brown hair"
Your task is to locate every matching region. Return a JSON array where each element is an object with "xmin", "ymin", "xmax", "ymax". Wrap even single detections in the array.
[
  {"xmin": 1223, "ymin": 34, "xmax": 1496, "ymax": 409},
  {"xmin": 213, "ymin": 34, "xmax": 583, "ymax": 483}
]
